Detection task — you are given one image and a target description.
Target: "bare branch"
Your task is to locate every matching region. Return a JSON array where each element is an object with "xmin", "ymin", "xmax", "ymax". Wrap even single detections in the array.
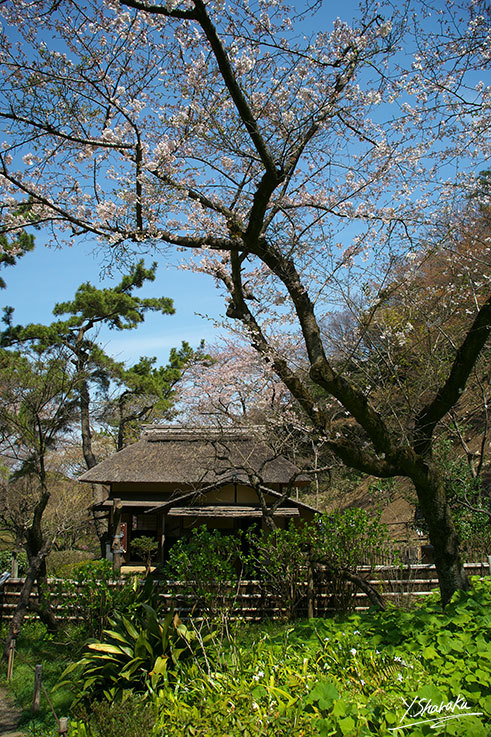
[{"xmin": 414, "ymin": 295, "xmax": 491, "ymax": 455}]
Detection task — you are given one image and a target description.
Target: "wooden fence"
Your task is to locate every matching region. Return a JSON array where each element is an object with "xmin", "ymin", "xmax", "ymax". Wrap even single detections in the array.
[{"xmin": 0, "ymin": 561, "xmax": 489, "ymax": 622}]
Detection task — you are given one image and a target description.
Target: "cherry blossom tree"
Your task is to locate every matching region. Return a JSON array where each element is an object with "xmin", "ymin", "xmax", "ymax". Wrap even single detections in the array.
[
  {"xmin": 177, "ymin": 336, "xmax": 292, "ymax": 424},
  {"xmin": 0, "ymin": 0, "xmax": 489, "ymax": 604}
]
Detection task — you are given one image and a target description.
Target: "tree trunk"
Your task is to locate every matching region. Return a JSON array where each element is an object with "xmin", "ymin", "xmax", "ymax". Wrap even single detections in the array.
[
  {"xmin": 80, "ymin": 376, "xmax": 97, "ymax": 470},
  {"xmin": 3, "ymin": 541, "xmax": 51, "ymax": 660},
  {"xmin": 34, "ymin": 561, "xmax": 58, "ymax": 633},
  {"xmin": 79, "ymin": 376, "xmax": 108, "ymax": 554},
  {"xmin": 412, "ymin": 464, "xmax": 469, "ymax": 607}
]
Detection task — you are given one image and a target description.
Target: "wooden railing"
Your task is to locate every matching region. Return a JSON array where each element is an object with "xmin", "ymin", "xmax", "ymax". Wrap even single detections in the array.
[{"xmin": 0, "ymin": 561, "xmax": 488, "ymax": 622}]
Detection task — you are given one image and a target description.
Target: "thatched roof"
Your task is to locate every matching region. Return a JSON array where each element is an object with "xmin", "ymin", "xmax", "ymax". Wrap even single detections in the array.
[{"xmin": 79, "ymin": 425, "xmax": 309, "ymax": 487}]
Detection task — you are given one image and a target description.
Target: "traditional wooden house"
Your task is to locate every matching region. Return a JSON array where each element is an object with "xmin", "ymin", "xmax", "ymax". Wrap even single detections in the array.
[{"xmin": 78, "ymin": 426, "xmax": 316, "ymax": 566}]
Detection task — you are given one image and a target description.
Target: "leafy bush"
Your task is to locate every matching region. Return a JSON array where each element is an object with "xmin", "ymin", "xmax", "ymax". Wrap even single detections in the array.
[
  {"xmin": 70, "ymin": 697, "xmax": 157, "ymax": 737},
  {"xmin": 0, "ymin": 548, "xmax": 28, "ymax": 575},
  {"xmin": 312, "ymin": 509, "xmax": 395, "ymax": 611},
  {"xmin": 130, "ymin": 536, "xmax": 158, "ymax": 575},
  {"xmin": 165, "ymin": 526, "xmax": 241, "ymax": 617},
  {"xmin": 245, "ymin": 522, "xmax": 311, "ymax": 620},
  {"xmin": 51, "ymin": 560, "xmax": 143, "ymax": 638},
  {"xmin": 245, "ymin": 511, "xmax": 393, "ymax": 617},
  {"xmin": 313, "ymin": 509, "xmax": 394, "ymax": 570},
  {"xmin": 58, "ymin": 605, "xmax": 210, "ymax": 703}
]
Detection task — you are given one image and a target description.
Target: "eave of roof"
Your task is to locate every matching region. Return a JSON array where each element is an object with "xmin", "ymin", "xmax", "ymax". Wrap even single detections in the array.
[{"xmin": 91, "ymin": 477, "xmax": 320, "ymax": 515}]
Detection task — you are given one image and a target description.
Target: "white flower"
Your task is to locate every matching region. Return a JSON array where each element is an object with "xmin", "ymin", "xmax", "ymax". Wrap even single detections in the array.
[
  {"xmin": 350, "ymin": 648, "xmax": 357, "ymax": 656},
  {"xmin": 96, "ymin": 200, "xmax": 117, "ymax": 223},
  {"xmin": 397, "ymin": 673, "xmax": 403, "ymax": 682},
  {"xmin": 221, "ymin": 156, "xmax": 234, "ymax": 171},
  {"xmin": 378, "ymin": 20, "xmax": 392, "ymax": 38}
]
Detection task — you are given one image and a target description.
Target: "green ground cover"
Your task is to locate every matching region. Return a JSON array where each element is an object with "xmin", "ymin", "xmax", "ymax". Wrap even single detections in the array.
[
  {"xmin": 3, "ymin": 577, "xmax": 490, "ymax": 737},
  {"xmin": 0, "ymin": 622, "xmax": 80, "ymax": 735}
]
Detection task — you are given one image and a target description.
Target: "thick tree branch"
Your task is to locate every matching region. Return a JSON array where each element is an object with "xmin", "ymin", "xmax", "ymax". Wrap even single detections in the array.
[
  {"xmin": 414, "ymin": 294, "xmax": 491, "ymax": 455},
  {"xmin": 225, "ymin": 251, "xmax": 327, "ymax": 427},
  {"xmin": 0, "ymin": 111, "xmax": 133, "ymax": 150},
  {"xmin": 326, "ymin": 437, "xmax": 398, "ymax": 477},
  {"xmin": 192, "ymin": 0, "xmax": 280, "ymax": 179},
  {"xmin": 251, "ymin": 241, "xmax": 395, "ymax": 456},
  {"xmin": 224, "ymin": 252, "xmax": 399, "ymax": 477},
  {"xmin": 244, "ymin": 171, "xmax": 284, "ymax": 244},
  {"xmin": 120, "ymin": 0, "xmax": 197, "ymax": 21}
]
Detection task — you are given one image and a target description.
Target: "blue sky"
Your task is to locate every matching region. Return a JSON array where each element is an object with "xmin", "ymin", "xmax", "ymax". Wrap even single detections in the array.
[
  {"xmin": 5, "ymin": 0, "xmax": 475, "ymax": 371},
  {"xmin": 1, "ymin": 0, "xmax": 365, "ymax": 368},
  {"xmin": 1, "ymin": 237, "xmax": 226, "ymax": 366}
]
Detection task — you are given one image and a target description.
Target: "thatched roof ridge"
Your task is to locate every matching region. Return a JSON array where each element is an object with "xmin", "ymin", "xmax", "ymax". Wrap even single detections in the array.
[
  {"xmin": 78, "ymin": 425, "xmax": 309, "ymax": 487},
  {"xmin": 144, "ymin": 424, "xmax": 264, "ymax": 441}
]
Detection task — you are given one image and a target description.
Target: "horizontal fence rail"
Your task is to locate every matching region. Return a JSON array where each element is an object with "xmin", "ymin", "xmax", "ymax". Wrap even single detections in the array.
[{"xmin": 0, "ymin": 562, "xmax": 488, "ymax": 622}]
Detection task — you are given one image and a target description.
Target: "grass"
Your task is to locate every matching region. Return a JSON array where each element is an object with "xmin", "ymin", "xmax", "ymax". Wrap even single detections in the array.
[
  {"xmin": 2, "ymin": 578, "xmax": 490, "ymax": 736},
  {"xmin": 0, "ymin": 621, "xmax": 83, "ymax": 735}
]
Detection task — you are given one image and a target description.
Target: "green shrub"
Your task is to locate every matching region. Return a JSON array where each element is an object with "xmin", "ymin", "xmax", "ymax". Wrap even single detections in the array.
[
  {"xmin": 51, "ymin": 560, "xmax": 141, "ymax": 638},
  {"xmin": 245, "ymin": 511, "xmax": 393, "ymax": 618},
  {"xmin": 46, "ymin": 550, "xmax": 96, "ymax": 578},
  {"xmin": 0, "ymin": 548, "xmax": 28, "ymax": 575},
  {"xmin": 311, "ymin": 509, "xmax": 395, "ymax": 611},
  {"xmin": 314, "ymin": 509, "xmax": 394, "ymax": 571},
  {"xmin": 245, "ymin": 522, "xmax": 311, "ymax": 620},
  {"xmin": 165, "ymin": 526, "xmax": 241, "ymax": 617},
  {"xmin": 70, "ymin": 697, "xmax": 157, "ymax": 737},
  {"xmin": 57, "ymin": 605, "xmax": 210, "ymax": 704}
]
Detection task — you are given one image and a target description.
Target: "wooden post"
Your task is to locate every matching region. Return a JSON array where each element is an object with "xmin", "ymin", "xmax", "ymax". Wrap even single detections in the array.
[
  {"xmin": 58, "ymin": 717, "xmax": 69, "ymax": 736},
  {"xmin": 112, "ymin": 499, "xmax": 123, "ymax": 575},
  {"xmin": 32, "ymin": 664, "xmax": 43, "ymax": 712},
  {"xmin": 160, "ymin": 513, "xmax": 166, "ymax": 565},
  {"xmin": 11, "ymin": 551, "xmax": 18, "ymax": 578},
  {"xmin": 6, "ymin": 638, "xmax": 15, "ymax": 681},
  {"xmin": 307, "ymin": 560, "xmax": 315, "ymax": 619}
]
